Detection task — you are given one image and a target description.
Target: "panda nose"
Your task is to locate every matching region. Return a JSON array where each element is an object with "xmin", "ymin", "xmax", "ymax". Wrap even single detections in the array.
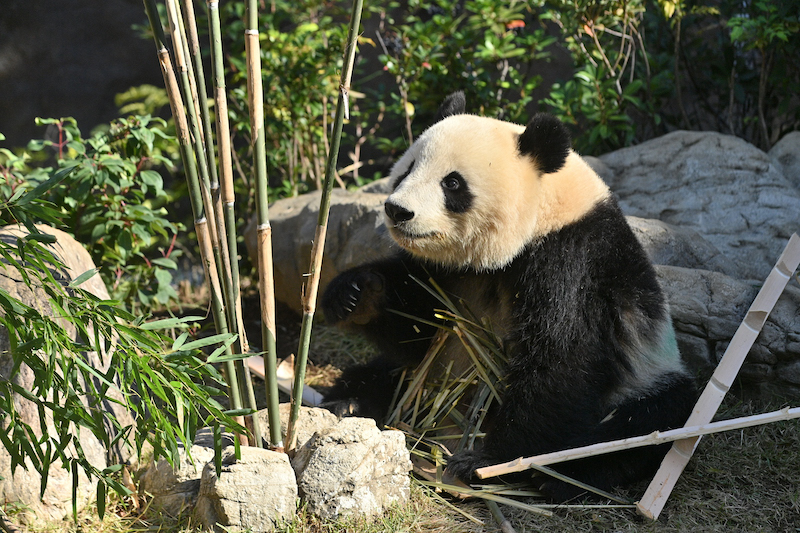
[{"xmin": 385, "ymin": 201, "xmax": 414, "ymax": 223}]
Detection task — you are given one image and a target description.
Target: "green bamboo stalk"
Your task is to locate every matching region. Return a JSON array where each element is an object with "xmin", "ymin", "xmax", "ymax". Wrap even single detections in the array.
[
  {"xmin": 206, "ymin": 0, "xmax": 243, "ymax": 337},
  {"xmin": 155, "ymin": 0, "xmax": 247, "ymax": 444},
  {"xmin": 285, "ymin": 0, "xmax": 364, "ymax": 453},
  {"xmin": 181, "ymin": 0, "xmax": 262, "ymax": 447},
  {"xmin": 244, "ymin": 0, "xmax": 282, "ymax": 450}
]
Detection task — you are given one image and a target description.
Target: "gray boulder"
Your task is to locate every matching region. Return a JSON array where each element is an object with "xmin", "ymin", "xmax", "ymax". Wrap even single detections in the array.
[
  {"xmin": 194, "ymin": 446, "xmax": 297, "ymax": 533},
  {"xmin": 628, "ymin": 217, "xmax": 742, "ymax": 278},
  {"xmin": 257, "ymin": 403, "xmax": 338, "ymax": 451},
  {"xmin": 657, "ymin": 265, "xmax": 800, "ymax": 398},
  {"xmin": 137, "ymin": 441, "xmax": 218, "ymax": 517},
  {"xmin": 244, "ymin": 189, "xmax": 394, "ymax": 314},
  {"xmin": 292, "ymin": 417, "xmax": 412, "ymax": 520},
  {"xmin": 599, "ymin": 130, "xmax": 800, "ymax": 281},
  {"xmin": 769, "ymin": 131, "xmax": 800, "ymax": 190},
  {"xmin": 0, "ymin": 225, "xmax": 134, "ymax": 523}
]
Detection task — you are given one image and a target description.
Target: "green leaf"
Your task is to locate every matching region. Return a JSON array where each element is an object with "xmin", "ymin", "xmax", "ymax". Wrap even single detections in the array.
[
  {"xmin": 140, "ymin": 315, "xmax": 206, "ymax": 330},
  {"xmin": 68, "ymin": 268, "xmax": 99, "ymax": 288},
  {"xmin": 97, "ymin": 479, "xmax": 106, "ymax": 519}
]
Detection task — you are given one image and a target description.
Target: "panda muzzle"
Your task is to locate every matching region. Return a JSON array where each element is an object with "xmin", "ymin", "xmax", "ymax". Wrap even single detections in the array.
[{"xmin": 385, "ymin": 201, "xmax": 414, "ymax": 224}]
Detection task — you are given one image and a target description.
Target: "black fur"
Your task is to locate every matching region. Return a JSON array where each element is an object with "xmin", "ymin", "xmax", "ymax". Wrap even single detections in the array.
[
  {"xmin": 321, "ymin": 197, "xmax": 696, "ymax": 501},
  {"xmin": 393, "ymin": 161, "xmax": 415, "ymax": 190},
  {"xmin": 518, "ymin": 113, "xmax": 572, "ymax": 175},
  {"xmin": 441, "ymin": 171, "xmax": 473, "ymax": 213},
  {"xmin": 434, "ymin": 91, "xmax": 466, "ymax": 122}
]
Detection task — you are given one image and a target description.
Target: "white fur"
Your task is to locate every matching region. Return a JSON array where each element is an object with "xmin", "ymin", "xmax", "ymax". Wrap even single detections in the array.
[{"xmin": 385, "ymin": 115, "xmax": 611, "ymax": 270}]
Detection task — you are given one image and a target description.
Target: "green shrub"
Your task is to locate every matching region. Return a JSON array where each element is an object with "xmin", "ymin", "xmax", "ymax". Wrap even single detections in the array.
[
  {"xmin": 1, "ymin": 116, "xmax": 183, "ymax": 313},
  {"xmin": 0, "ymin": 148, "xmax": 243, "ymax": 518}
]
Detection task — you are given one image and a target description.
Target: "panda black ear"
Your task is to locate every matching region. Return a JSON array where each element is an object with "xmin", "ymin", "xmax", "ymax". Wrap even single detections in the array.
[
  {"xmin": 518, "ymin": 113, "xmax": 571, "ymax": 175},
  {"xmin": 434, "ymin": 91, "xmax": 466, "ymax": 123}
]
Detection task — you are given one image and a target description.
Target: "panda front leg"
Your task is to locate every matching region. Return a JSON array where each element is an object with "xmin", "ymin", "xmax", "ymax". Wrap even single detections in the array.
[{"xmin": 320, "ymin": 254, "xmax": 439, "ymax": 422}]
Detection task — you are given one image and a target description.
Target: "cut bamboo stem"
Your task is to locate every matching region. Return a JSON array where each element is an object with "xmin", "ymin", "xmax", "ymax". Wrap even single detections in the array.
[
  {"xmin": 637, "ymin": 233, "xmax": 800, "ymax": 520},
  {"xmin": 476, "ymin": 406, "xmax": 800, "ymax": 478},
  {"xmin": 285, "ymin": 0, "xmax": 364, "ymax": 453},
  {"xmin": 244, "ymin": 0, "xmax": 282, "ymax": 450}
]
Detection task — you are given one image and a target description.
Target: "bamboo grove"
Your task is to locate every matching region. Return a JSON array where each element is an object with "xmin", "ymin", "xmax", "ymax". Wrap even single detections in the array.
[{"xmin": 141, "ymin": 0, "xmax": 365, "ymax": 452}]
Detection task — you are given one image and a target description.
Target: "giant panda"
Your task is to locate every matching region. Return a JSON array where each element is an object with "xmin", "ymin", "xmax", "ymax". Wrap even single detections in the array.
[{"xmin": 321, "ymin": 92, "xmax": 697, "ymax": 501}]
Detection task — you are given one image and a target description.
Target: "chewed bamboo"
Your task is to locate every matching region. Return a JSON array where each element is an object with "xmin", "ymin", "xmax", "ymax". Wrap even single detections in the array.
[
  {"xmin": 243, "ymin": 0, "xmax": 282, "ymax": 450},
  {"xmin": 285, "ymin": 0, "xmax": 364, "ymax": 453},
  {"xmin": 637, "ymin": 233, "xmax": 800, "ymax": 520},
  {"xmin": 476, "ymin": 406, "xmax": 800, "ymax": 479}
]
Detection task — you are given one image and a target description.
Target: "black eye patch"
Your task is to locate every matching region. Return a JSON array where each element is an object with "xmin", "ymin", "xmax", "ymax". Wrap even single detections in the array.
[
  {"xmin": 393, "ymin": 161, "xmax": 415, "ymax": 190},
  {"xmin": 441, "ymin": 171, "xmax": 473, "ymax": 213}
]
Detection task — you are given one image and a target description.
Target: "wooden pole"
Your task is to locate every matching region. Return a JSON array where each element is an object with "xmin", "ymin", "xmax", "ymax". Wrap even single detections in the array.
[
  {"xmin": 476, "ymin": 406, "xmax": 800, "ymax": 478},
  {"xmin": 636, "ymin": 233, "xmax": 800, "ymax": 520}
]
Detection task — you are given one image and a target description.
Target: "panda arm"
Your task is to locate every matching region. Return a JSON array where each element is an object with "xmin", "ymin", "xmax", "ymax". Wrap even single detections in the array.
[{"xmin": 321, "ymin": 252, "xmax": 441, "ymax": 366}]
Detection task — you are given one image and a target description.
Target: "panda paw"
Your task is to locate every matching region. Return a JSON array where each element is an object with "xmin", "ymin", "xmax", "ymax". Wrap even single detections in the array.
[
  {"xmin": 445, "ymin": 449, "xmax": 494, "ymax": 483},
  {"xmin": 320, "ymin": 398, "xmax": 361, "ymax": 418},
  {"xmin": 321, "ymin": 269, "xmax": 385, "ymax": 325}
]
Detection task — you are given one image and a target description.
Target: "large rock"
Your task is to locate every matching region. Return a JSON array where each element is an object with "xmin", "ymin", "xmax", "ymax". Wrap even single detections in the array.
[
  {"xmin": 657, "ymin": 265, "xmax": 800, "ymax": 398},
  {"xmin": 257, "ymin": 404, "xmax": 338, "ymax": 451},
  {"xmin": 137, "ymin": 439, "xmax": 218, "ymax": 517},
  {"xmin": 599, "ymin": 131, "xmax": 800, "ymax": 281},
  {"xmin": 628, "ymin": 217, "xmax": 742, "ymax": 278},
  {"xmin": 193, "ymin": 446, "xmax": 297, "ymax": 533},
  {"xmin": 0, "ymin": 225, "xmax": 134, "ymax": 523},
  {"xmin": 292, "ymin": 417, "xmax": 412, "ymax": 520},
  {"xmin": 136, "ymin": 405, "xmax": 336, "ymax": 521},
  {"xmin": 769, "ymin": 131, "xmax": 800, "ymax": 190},
  {"xmin": 244, "ymin": 188, "xmax": 395, "ymax": 313}
]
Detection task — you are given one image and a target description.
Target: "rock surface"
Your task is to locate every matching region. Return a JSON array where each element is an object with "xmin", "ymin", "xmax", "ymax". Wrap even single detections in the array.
[
  {"xmin": 138, "ymin": 441, "xmax": 218, "ymax": 517},
  {"xmin": 292, "ymin": 417, "xmax": 412, "ymax": 520},
  {"xmin": 657, "ymin": 265, "xmax": 800, "ymax": 397},
  {"xmin": 769, "ymin": 131, "xmax": 800, "ymax": 190},
  {"xmin": 194, "ymin": 446, "xmax": 297, "ymax": 533},
  {"xmin": 0, "ymin": 225, "xmax": 134, "ymax": 523},
  {"xmin": 244, "ymin": 188, "xmax": 394, "ymax": 312},
  {"xmin": 598, "ymin": 131, "xmax": 800, "ymax": 281},
  {"xmin": 257, "ymin": 403, "xmax": 338, "ymax": 451}
]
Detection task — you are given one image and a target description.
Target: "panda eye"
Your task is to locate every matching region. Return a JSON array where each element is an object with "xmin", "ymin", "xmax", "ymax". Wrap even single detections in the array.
[{"xmin": 442, "ymin": 172, "xmax": 463, "ymax": 191}]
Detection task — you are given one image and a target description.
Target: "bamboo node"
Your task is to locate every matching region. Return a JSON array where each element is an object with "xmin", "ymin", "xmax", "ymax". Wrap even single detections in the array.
[
  {"xmin": 709, "ymin": 375, "xmax": 730, "ymax": 393},
  {"xmin": 340, "ymin": 83, "xmax": 351, "ymax": 120},
  {"xmin": 245, "ymin": 29, "xmax": 259, "ymax": 35}
]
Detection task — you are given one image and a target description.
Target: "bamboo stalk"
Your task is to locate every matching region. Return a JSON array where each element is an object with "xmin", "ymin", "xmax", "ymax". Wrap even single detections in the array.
[
  {"xmin": 244, "ymin": 0, "xmax": 282, "ymax": 450},
  {"xmin": 190, "ymin": 0, "xmax": 262, "ymax": 447},
  {"xmin": 142, "ymin": 0, "xmax": 246, "ymax": 441},
  {"xmin": 285, "ymin": 0, "xmax": 364, "ymax": 453},
  {"xmin": 207, "ymin": 0, "xmax": 248, "ymax": 360},
  {"xmin": 637, "ymin": 233, "xmax": 800, "ymax": 520},
  {"xmin": 476, "ymin": 406, "xmax": 800, "ymax": 479}
]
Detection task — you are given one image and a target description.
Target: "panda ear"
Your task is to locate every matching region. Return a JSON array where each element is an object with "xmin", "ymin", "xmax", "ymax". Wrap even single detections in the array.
[
  {"xmin": 518, "ymin": 113, "xmax": 571, "ymax": 175},
  {"xmin": 434, "ymin": 91, "xmax": 466, "ymax": 123}
]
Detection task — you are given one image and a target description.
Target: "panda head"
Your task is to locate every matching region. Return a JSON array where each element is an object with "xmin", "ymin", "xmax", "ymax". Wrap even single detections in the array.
[{"xmin": 384, "ymin": 92, "xmax": 610, "ymax": 270}]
